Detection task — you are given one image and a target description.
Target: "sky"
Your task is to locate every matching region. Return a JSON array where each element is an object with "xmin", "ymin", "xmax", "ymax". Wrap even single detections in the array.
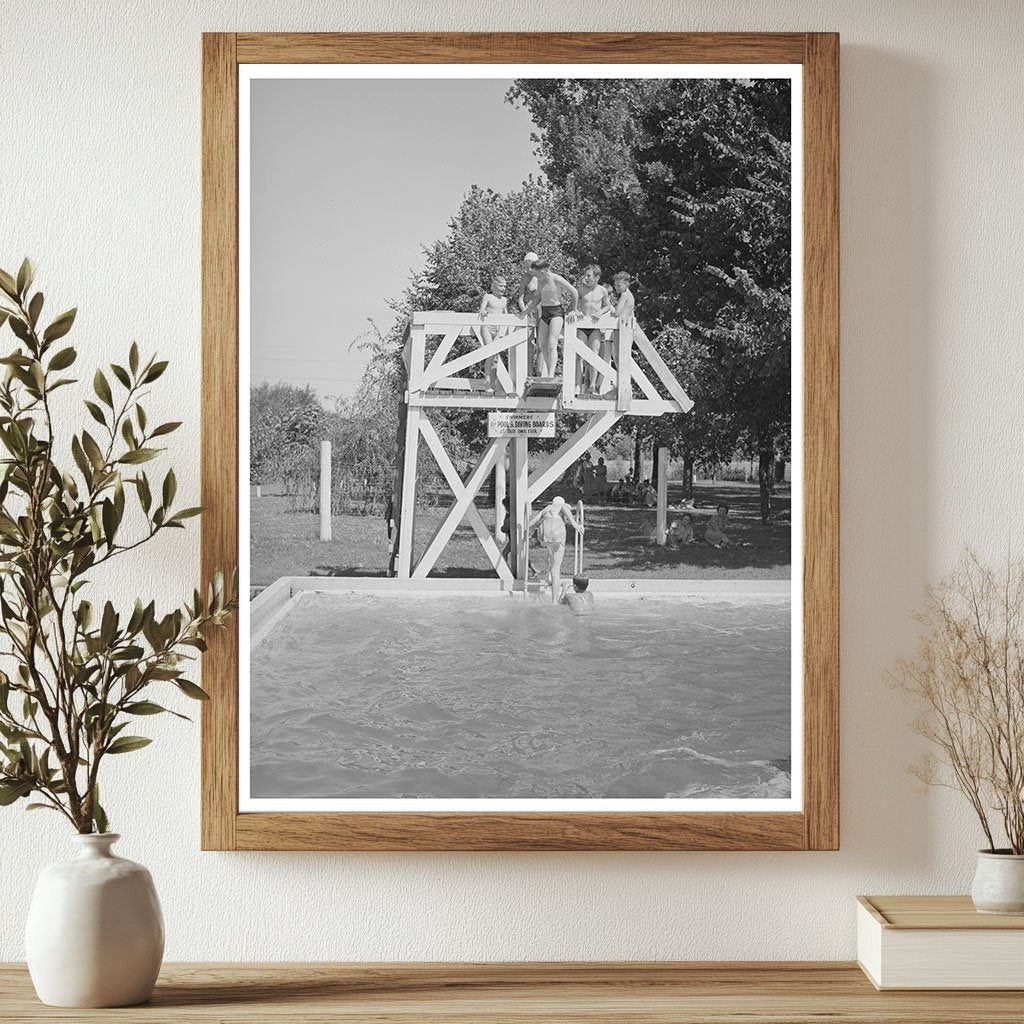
[{"xmin": 250, "ymin": 78, "xmax": 541, "ymax": 404}]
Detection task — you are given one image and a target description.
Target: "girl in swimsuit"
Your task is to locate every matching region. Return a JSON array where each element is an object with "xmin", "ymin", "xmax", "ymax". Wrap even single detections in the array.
[
  {"xmin": 527, "ymin": 496, "xmax": 584, "ymax": 603},
  {"xmin": 524, "ymin": 259, "xmax": 579, "ymax": 378}
]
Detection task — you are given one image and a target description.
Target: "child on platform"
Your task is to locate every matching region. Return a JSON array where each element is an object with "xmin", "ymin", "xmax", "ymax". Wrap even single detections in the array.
[
  {"xmin": 575, "ymin": 264, "xmax": 613, "ymax": 396},
  {"xmin": 478, "ymin": 274, "xmax": 508, "ymax": 393},
  {"xmin": 523, "ymin": 259, "xmax": 579, "ymax": 378}
]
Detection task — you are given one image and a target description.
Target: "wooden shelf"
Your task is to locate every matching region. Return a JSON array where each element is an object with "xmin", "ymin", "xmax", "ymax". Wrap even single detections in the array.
[{"xmin": 3, "ymin": 962, "xmax": 1024, "ymax": 1022}]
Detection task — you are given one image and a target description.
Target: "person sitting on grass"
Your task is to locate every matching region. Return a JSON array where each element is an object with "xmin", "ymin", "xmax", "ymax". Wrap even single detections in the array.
[
  {"xmin": 559, "ymin": 574, "xmax": 595, "ymax": 615},
  {"xmin": 478, "ymin": 274, "xmax": 508, "ymax": 394},
  {"xmin": 666, "ymin": 513, "xmax": 695, "ymax": 549},
  {"xmin": 704, "ymin": 504, "xmax": 731, "ymax": 547},
  {"xmin": 523, "ymin": 258, "xmax": 579, "ymax": 378},
  {"xmin": 528, "ymin": 495, "xmax": 584, "ymax": 603}
]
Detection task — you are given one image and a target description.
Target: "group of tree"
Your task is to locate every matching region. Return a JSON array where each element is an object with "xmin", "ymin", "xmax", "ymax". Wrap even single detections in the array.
[{"xmin": 271, "ymin": 76, "xmax": 794, "ymax": 522}]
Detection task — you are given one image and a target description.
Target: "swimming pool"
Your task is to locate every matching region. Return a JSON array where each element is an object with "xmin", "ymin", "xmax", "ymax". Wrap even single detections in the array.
[{"xmin": 248, "ymin": 584, "xmax": 792, "ymax": 803}]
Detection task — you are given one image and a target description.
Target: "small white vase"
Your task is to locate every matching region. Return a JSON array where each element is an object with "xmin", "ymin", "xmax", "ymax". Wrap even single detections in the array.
[
  {"xmin": 971, "ymin": 850, "xmax": 1024, "ymax": 915},
  {"xmin": 25, "ymin": 833, "xmax": 164, "ymax": 1007}
]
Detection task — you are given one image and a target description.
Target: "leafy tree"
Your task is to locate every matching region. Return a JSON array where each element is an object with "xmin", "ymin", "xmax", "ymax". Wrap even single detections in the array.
[
  {"xmin": 508, "ymin": 77, "xmax": 792, "ymax": 520},
  {"xmin": 249, "ymin": 382, "xmax": 324, "ymax": 491}
]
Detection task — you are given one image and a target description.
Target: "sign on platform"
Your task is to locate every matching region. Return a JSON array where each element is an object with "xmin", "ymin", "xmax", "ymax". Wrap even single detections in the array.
[{"xmin": 487, "ymin": 411, "xmax": 556, "ymax": 438}]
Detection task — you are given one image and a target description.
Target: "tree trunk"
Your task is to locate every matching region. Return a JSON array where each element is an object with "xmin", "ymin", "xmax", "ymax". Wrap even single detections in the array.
[
  {"xmin": 758, "ymin": 438, "xmax": 774, "ymax": 524},
  {"xmin": 650, "ymin": 439, "xmax": 659, "ymax": 488},
  {"xmin": 681, "ymin": 454, "xmax": 695, "ymax": 499},
  {"xmin": 774, "ymin": 458, "xmax": 786, "ymax": 485}
]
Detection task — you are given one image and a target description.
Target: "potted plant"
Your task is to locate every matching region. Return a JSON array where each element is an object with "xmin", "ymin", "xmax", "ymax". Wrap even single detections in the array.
[
  {"xmin": 0, "ymin": 260, "xmax": 236, "ymax": 1006},
  {"xmin": 895, "ymin": 552, "xmax": 1024, "ymax": 914}
]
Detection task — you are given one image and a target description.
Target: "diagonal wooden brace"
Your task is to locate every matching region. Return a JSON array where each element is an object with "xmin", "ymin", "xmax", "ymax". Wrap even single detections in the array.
[
  {"xmin": 417, "ymin": 418, "xmax": 513, "ymax": 580},
  {"xmin": 413, "ymin": 437, "xmax": 509, "ymax": 578},
  {"xmin": 527, "ymin": 411, "xmax": 623, "ymax": 502}
]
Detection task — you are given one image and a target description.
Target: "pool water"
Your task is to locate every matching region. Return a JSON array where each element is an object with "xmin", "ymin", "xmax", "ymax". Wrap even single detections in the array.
[{"xmin": 250, "ymin": 591, "xmax": 792, "ymax": 800}]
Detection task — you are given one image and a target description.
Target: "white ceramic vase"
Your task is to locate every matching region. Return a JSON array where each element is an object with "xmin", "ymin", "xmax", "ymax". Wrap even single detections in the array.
[
  {"xmin": 971, "ymin": 850, "xmax": 1024, "ymax": 915},
  {"xmin": 25, "ymin": 833, "xmax": 164, "ymax": 1007}
]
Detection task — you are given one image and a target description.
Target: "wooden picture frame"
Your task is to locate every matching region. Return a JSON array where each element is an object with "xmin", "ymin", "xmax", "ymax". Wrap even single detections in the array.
[{"xmin": 201, "ymin": 32, "xmax": 839, "ymax": 851}]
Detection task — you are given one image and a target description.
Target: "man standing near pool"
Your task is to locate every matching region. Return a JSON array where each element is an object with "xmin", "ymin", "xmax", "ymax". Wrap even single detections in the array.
[{"xmin": 528, "ymin": 496, "xmax": 584, "ymax": 603}]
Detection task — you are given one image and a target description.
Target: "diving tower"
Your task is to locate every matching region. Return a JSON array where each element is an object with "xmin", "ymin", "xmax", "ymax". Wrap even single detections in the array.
[{"xmin": 390, "ymin": 311, "xmax": 693, "ymax": 581}]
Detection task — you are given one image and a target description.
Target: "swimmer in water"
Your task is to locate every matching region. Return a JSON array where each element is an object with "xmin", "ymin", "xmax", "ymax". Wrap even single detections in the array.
[
  {"xmin": 528, "ymin": 495, "xmax": 584, "ymax": 602},
  {"xmin": 559, "ymin": 573, "xmax": 595, "ymax": 614}
]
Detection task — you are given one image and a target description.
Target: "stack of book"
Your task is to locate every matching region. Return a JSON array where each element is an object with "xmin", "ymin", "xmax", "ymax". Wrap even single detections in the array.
[{"xmin": 857, "ymin": 895, "xmax": 1024, "ymax": 990}]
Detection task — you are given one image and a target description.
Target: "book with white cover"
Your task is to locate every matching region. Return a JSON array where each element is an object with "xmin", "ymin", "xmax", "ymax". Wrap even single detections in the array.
[{"xmin": 857, "ymin": 895, "xmax": 1024, "ymax": 990}]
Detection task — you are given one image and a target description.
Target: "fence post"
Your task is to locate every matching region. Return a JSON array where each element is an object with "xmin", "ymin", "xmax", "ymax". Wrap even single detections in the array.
[
  {"xmin": 319, "ymin": 440, "xmax": 332, "ymax": 542},
  {"xmin": 656, "ymin": 446, "xmax": 668, "ymax": 545}
]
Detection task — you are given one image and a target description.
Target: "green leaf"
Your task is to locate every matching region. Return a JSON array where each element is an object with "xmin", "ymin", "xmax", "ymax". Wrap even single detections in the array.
[
  {"xmin": 8, "ymin": 316, "xmax": 32, "ymax": 344},
  {"xmin": 16, "ymin": 257, "xmax": 34, "ymax": 298},
  {"xmin": 168, "ymin": 507, "xmax": 203, "ymax": 524},
  {"xmin": 176, "ymin": 679, "xmax": 210, "ymax": 701},
  {"xmin": 136, "ymin": 473, "xmax": 152, "ymax": 513},
  {"xmin": 27, "ymin": 291, "xmax": 43, "ymax": 328},
  {"xmin": 71, "ymin": 435, "xmax": 92, "ymax": 481},
  {"xmin": 105, "ymin": 735, "xmax": 152, "ymax": 755},
  {"xmin": 118, "ymin": 448, "xmax": 158, "ymax": 465},
  {"xmin": 26, "ymin": 803, "xmax": 61, "ymax": 813},
  {"xmin": 150, "ymin": 421, "xmax": 181, "ymax": 438},
  {"xmin": 83, "ymin": 400, "xmax": 107, "ymax": 427},
  {"xmin": 93, "ymin": 369, "xmax": 113, "ymax": 408},
  {"xmin": 124, "ymin": 700, "xmax": 166, "ymax": 715},
  {"xmin": 110, "ymin": 363, "xmax": 131, "ymax": 388},
  {"xmin": 162, "ymin": 468, "xmax": 176, "ymax": 508},
  {"xmin": 142, "ymin": 360, "xmax": 168, "ymax": 383},
  {"xmin": 129, "ymin": 342, "xmax": 139, "ymax": 375},
  {"xmin": 0, "ymin": 780, "xmax": 33, "ymax": 805},
  {"xmin": 101, "ymin": 498, "xmax": 117, "ymax": 546},
  {"xmin": 91, "ymin": 785, "xmax": 108, "ymax": 834},
  {"xmin": 81, "ymin": 431, "xmax": 105, "ymax": 471},
  {"xmin": 100, "ymin": 602, "xmax": 117, "ymax": 646},
  {"xmin": 43, "ymin": 308, "xmax": 77, "ymax": 344},
  {"xmin": 0, "ymin": 268, "xmax": 18, "ymax": 300},
  {"xmin": 48, "ymin": 346, "xmax": 77, "ymax": 371},
  {"xmin": 121, "ymin": 418, "xmax": 137, "ymax": 449}
]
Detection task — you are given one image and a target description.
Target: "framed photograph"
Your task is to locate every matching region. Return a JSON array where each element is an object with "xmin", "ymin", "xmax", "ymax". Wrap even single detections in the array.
[{"xmin": 201, "ymin": 32, "xmax": 838, "ymax": 851}]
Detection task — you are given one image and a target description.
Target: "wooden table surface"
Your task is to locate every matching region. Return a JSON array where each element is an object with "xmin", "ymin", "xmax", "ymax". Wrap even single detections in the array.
[{"xmin": 3, "ymin": 962, "xmax": 1024, "ymax": 1023}]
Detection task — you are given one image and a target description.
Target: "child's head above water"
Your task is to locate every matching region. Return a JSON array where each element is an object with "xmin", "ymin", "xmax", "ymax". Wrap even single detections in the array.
[
  {"xmin": 572, "ymin": 574, "xmax": 589, "ymax": 593},
  {"xmin": 717, "ymin": 503, "xmax": 729, "ymax": 516}
]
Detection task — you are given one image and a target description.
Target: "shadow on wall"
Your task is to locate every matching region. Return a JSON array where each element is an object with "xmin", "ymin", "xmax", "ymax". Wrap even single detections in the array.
[{"xmin": 838, "ymin": 47, "xmax": 938, "ymax": 873}]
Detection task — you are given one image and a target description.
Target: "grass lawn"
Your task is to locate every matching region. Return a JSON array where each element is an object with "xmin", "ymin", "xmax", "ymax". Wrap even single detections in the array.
[{"xmin": 250, "ymin": 481, "xmax": 791, "ymax": 589}]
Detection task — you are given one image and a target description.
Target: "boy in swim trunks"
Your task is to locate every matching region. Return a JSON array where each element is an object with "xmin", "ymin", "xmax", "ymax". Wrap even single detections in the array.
[
  {"xmin": 527, "ymin": 495, "xmax": 584, "ymax": 602},
  {"xmin": 559, "ymin": 574, "xmax": 595, "ymax": 615},
  {"xmin": 612, "ymin": 270, "xmax": 636, "ymax": 321},
  {"xmin": 517, "ymin": 252, "xmax": 540, "ymax": 372},
  {"xmin": 478, "ymin": 274, "xmax": 508, "ymax": 393},
  {"xmin": 523, "ymin": 259, "xmax": 579, "ymax": 378},
  {"xmin": 575, "ymin": 264, "xmax": 613, "ymax": 396}
]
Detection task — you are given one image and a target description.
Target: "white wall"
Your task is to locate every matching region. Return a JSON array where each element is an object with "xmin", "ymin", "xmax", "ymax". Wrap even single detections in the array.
[{"xmin": 2, "ymin": 0, "xmax": 1022, "ymax": 961}]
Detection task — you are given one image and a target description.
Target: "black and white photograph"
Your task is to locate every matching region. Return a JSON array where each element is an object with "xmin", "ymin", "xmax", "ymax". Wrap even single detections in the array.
[{"xmin": 241, "ymin": 65, "xmax": 802, "ymax": 811}]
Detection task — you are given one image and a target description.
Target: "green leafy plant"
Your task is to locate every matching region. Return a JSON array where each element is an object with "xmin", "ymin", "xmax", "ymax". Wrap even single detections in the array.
[{"xmin": 0, "ymin": 259, "xmax": 236, "ymax": 833}]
